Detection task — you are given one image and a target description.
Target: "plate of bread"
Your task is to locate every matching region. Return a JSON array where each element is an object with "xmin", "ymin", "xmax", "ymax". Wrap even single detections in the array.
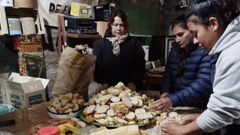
[
  {"xmin": 80, "ymin": 82, "xmax": 157, "ymax": 127},
  {"xmin": 47, "ymin": 93, "xmax": 85, "ymax": 118}
]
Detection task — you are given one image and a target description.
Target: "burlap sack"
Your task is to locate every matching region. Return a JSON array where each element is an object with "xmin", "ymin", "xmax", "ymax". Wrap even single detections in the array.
[{"xmin": 52, "ymin": 47, "xmax": 96, "ymax": 98}]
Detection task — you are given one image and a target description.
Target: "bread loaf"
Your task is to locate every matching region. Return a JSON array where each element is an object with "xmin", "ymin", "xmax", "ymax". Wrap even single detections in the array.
[{"xmin": 89, "ymin": 125, "xmax": 141, "ymax": 135}]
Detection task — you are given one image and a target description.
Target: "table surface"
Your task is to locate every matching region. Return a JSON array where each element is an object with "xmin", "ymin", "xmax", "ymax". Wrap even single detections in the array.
[
  {"xmin": 0, "ymin": 103, "xmax": 50, "ymax": 135},
  {"xmin": 0, "ymin": 103, "xmax": 208, "ymax": 135}
]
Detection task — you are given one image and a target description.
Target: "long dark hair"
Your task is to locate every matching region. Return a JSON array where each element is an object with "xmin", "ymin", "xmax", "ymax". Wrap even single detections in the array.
[
  {"xmin": 171, "ymin": 15, "xmax": 197, "ymax": 78},
  {"xmin": 104, "ymin": 9, "xmax": 128, "ymax": 37},
  {"xmin": 171, "ymin": 14, "xmax": 188, "ymax": 30},
  {"xmin": 185, "ymin": 0, "xmax": 240, "ymax": 29}
]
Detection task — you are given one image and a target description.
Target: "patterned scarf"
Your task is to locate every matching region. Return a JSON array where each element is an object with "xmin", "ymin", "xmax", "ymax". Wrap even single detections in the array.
[{"xmin": 106, "ymin": 34, "xmax": 128, "ymax": 56}]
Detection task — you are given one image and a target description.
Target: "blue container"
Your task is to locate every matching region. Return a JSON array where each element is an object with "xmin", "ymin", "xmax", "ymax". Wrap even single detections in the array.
[{"xmin": 7, "ymin": 18, "xmax": 22, "ymax": 35}]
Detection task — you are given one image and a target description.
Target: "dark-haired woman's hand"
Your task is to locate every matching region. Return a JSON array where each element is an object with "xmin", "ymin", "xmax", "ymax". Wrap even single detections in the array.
[
  {"xmin": 152, "ymin": 97, "xmax": 172, "ymax": 112},
  {"xmin": 161, "ymin": 121, "xmax": 184, "ymax": 135}
]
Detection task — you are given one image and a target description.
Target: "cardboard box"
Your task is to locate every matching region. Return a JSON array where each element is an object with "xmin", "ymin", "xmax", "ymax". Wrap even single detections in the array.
[
  {"xmin": 0, "ymin": 73, "xmax": 9, "ymax": 104},
  {"xmin": 5, "ymin": 72, "xmax": 49, "ymax": 109},
  {"xmin": 20, "ymin": 44, "xmax": 42, "ymax": 52},
  {"xmin": 0, "ymin": 80, "xmax": 7, "ymax": 103},
  {"xmin": 70, "ymin": 2, "xmax": 93, "ymax": 18},
  {"xmin": 96, "ymin": 21, "xmax": 108, "ymax": 37}
]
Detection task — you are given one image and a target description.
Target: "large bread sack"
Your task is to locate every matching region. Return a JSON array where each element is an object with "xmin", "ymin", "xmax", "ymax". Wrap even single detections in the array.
[{"xmin": 52, "ymin": 47, "xmax": 96, "ymax": 98}]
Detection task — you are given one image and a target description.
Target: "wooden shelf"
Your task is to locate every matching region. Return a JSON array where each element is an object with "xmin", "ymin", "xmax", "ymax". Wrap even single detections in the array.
[
  {"xmin": 5, "ymin": 7, "xmax": 37, "ymax": 18},
  {"xmin": 67, "ymin": 33, "xmax": 102, "ymax": 39}
]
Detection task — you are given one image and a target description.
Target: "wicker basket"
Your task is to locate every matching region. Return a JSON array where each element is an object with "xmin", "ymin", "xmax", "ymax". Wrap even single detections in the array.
[{"xmin": 14, "ymin": 0, "xmax": 36, "ymax": 8}]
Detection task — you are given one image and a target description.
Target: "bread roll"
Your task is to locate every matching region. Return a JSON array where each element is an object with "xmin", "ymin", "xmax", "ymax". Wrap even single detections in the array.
[
  {"xmin": 107, "ymin": 109, "xmax": 115, "ymax": 117},
  {"xmin": 95, "ymin": 105, "xmax": 109, "ymax": 114},
  {"xmin": 111, "ymin": 96, "xmax": 121, "ymax": 103},
  {"xmin": 94, "ymin": 113, "xmax": 107, "ymax": 119},
  {"xmin": 107, "ymin": 87, "xmax": 121, "ymax": 96},
  {"xmin": 83, "ymin": 105, "xmax": 96, "ymax": 115},
  {"xmin": 125, "ymin": 111, "xmax": 135, "ymax": 121}
]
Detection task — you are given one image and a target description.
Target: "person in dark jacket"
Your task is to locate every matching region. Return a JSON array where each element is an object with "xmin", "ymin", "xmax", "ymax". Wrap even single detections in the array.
[
  {"xmin": 152, "ymin": 15, "xmax": 212, "ymax": 112},
  {"xmin": 92, "ymin": 9, "xmax": 145, "ymax": 91}
]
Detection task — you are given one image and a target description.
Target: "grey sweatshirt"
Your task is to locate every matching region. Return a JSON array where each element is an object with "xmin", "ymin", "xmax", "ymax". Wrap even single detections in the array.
[{"xmin": 197, "ymin": 15, "xmax": 240, "ymax": 132}]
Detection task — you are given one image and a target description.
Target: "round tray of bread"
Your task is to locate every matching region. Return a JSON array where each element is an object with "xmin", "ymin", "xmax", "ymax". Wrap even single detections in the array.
[
  {"xmin": 47, "ymin": 93, "xmax": 85, "ymax": 118},
  {"xmin": 80, "ymin": 82, "xmax": 157, "ymax": 127}
]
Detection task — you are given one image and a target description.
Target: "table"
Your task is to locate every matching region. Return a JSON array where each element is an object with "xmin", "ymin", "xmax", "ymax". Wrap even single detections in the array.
[
  {"xmin": 0, "ymin": 103, "xmax": 50, "ymax": 135},
  {"xmin": 144, "ymin": 67, "xmax": 165, "ymax": 90},
  {"xmin": 0, "ymin": 103, "xmax": 217, "ymax": 135}
]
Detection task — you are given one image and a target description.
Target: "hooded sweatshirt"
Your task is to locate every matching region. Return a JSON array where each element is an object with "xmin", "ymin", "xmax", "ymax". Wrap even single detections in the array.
[{"xmin": 197, "ymin": 15, "xmax": 240, "ymax": 132}]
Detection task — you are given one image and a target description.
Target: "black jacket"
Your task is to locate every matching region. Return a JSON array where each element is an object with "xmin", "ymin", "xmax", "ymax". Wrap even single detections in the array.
[{"xmin": 93, "ymin": 36, "xmax": 145, "ymax": 89}]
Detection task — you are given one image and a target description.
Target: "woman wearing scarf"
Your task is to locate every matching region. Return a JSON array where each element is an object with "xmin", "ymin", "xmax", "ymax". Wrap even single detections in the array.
[{"xmin": 92, "ymin": 9, "xmax": 145, "ymax": 91}]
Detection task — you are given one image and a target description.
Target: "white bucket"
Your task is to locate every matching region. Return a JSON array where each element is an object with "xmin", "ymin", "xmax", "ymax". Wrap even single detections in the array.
[{"xmin": 20, "ymin": 17, "xmax": 36, "ymax": 35}]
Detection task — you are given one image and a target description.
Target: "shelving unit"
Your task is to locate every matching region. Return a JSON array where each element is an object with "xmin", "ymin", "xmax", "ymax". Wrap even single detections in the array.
[
  {"xmin": 0, "ymin": 5, "xmax": 45, "ymax": 78},
  {"xmin": 0, "ymin": 6, "xmax": 37, "ymax": 35}
]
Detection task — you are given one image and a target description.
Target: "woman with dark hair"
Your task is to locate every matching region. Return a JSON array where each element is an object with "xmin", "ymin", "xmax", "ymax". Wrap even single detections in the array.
[
  {"xmin": 152, "ymin": 15, "xmax": 212, "ymax": 112},
  {"xmin": 161, "ymin": 0, "xmax": 240, "ymax": 135},
  {"xmin": 92, "ymin": 9, "xmax": 145, "ymax": 91},
  {"xmin": 104, "ymin": 9, "xmax": 128, "ymax": 37}
]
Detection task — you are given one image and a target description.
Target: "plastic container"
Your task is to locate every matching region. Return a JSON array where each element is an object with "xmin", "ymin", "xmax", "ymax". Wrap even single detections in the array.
[
  {"xmin": 37, "ymin": 126, "xmax": 60, "ymax": 135},
  {"xmin": 0, "ymin": 104, "xmax": 16, "ymax": 116}
]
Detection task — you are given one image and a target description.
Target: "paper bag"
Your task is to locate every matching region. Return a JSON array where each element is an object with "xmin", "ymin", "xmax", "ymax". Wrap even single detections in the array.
[{"xmin": 52, "ymin": 47, "xmax": 96, "ymax": 98}]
